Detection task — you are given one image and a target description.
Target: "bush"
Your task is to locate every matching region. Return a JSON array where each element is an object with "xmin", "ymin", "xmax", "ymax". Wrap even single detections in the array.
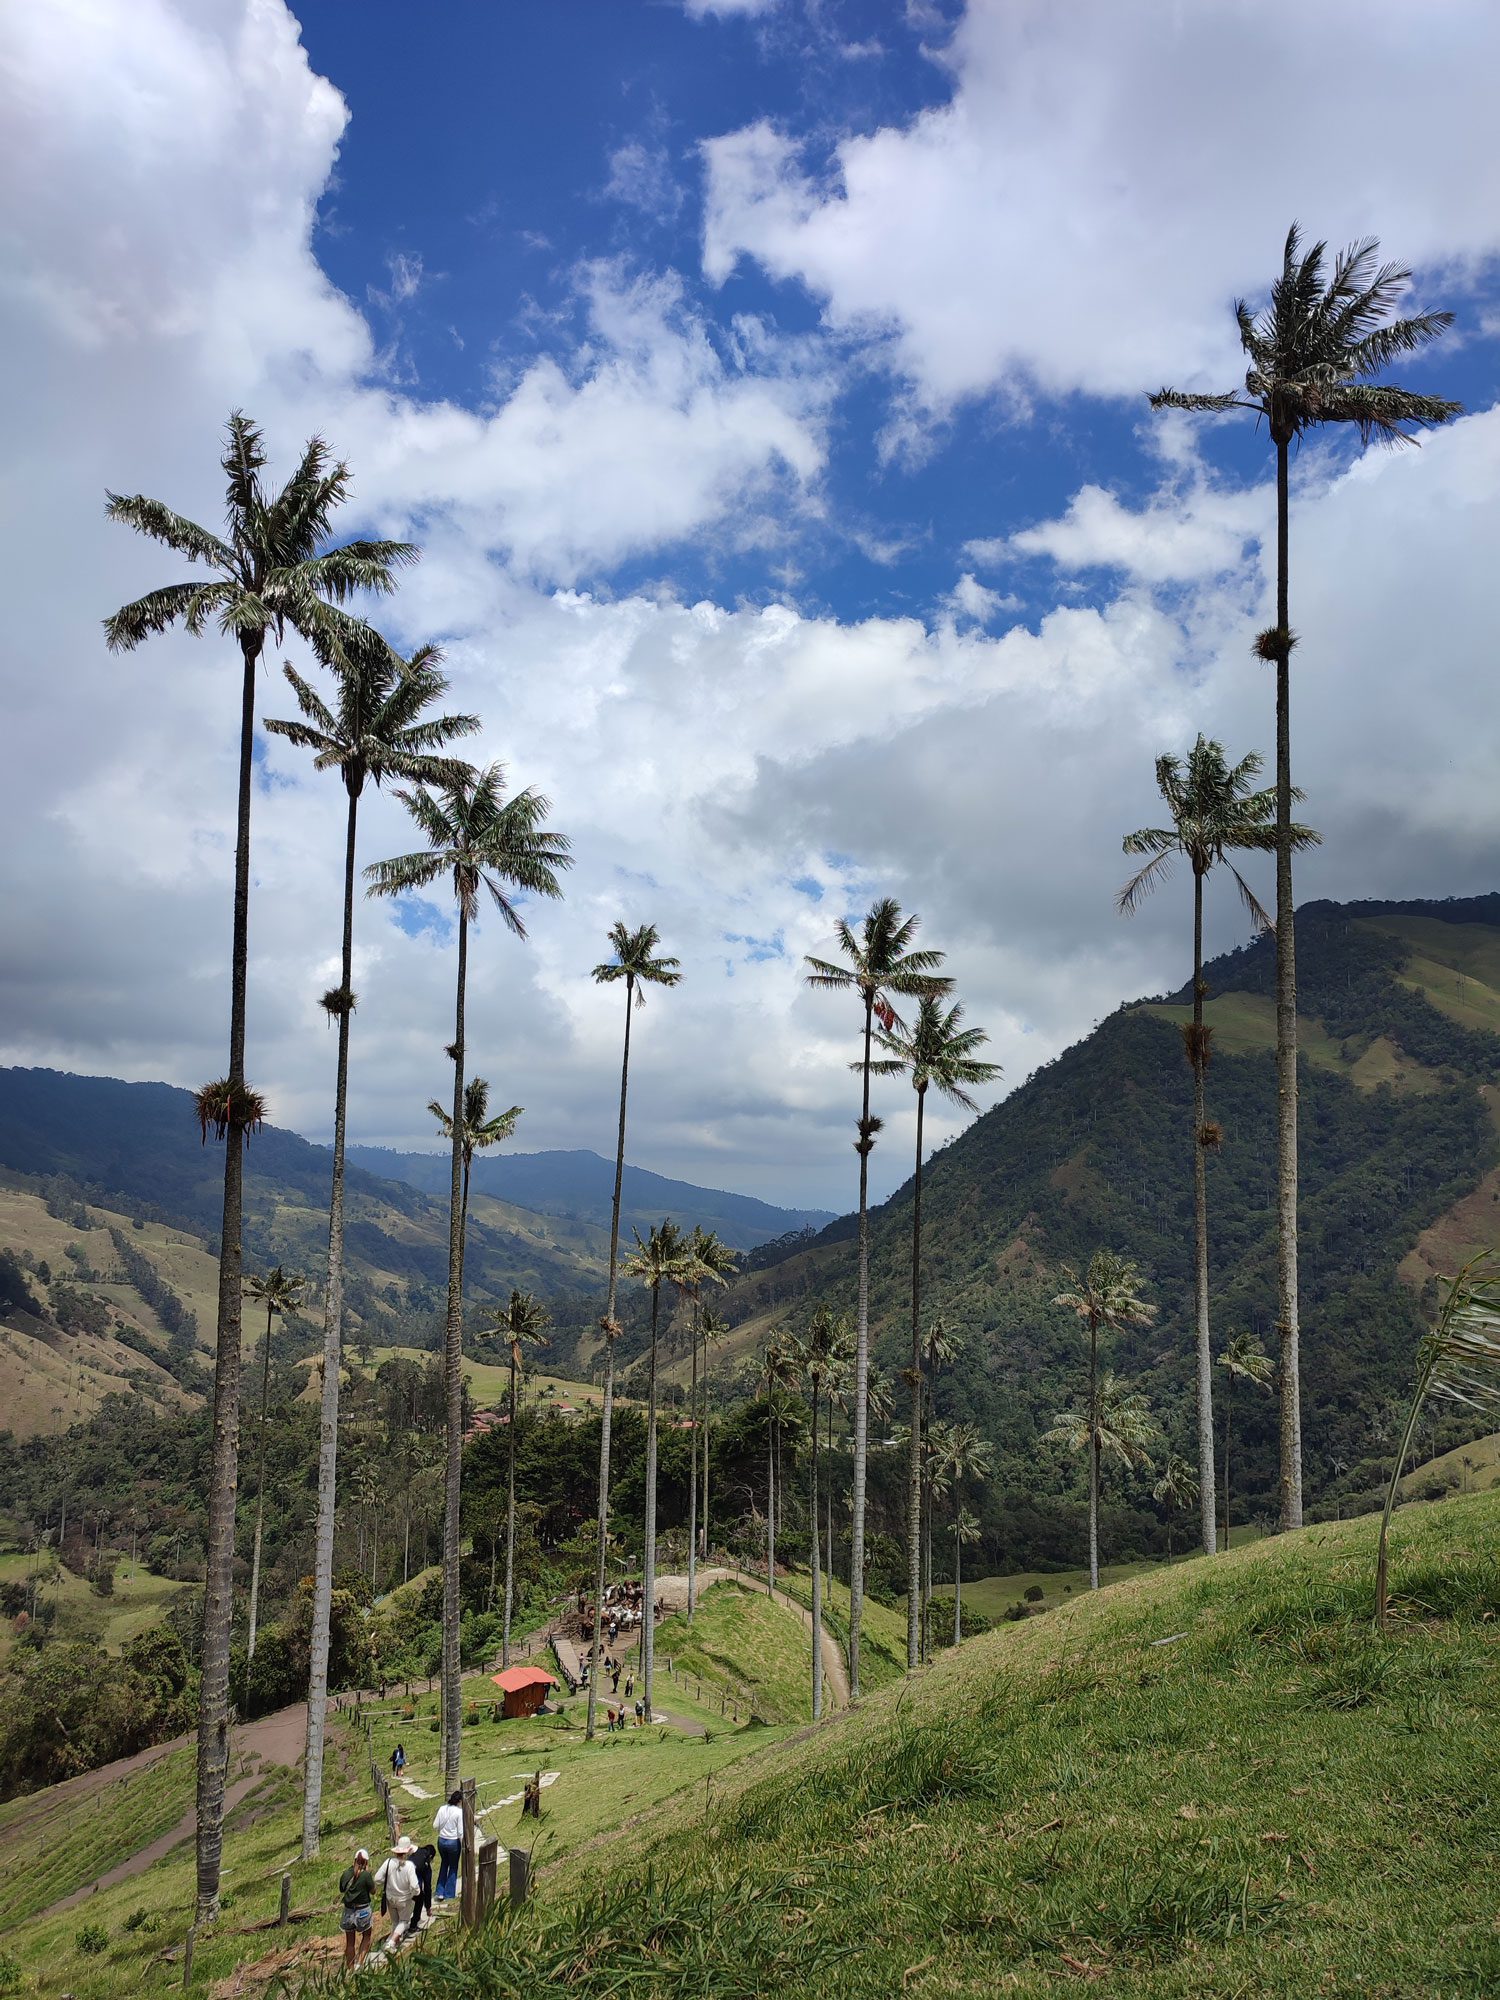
[
  {"xmin": 0, "ymin": 1949, "xmax": 21, "ymax": 1993},
  {"xmin": 122, "ymin": 1907, "xmax": 149, "ymax": 1932},
  {"xmin": 76, "ymin": 1922, "xmax": 110, "ymax": 1956},
  {"xmin": 1024, "ymin": 1584, "xmax": 1044, "ymax": 1603}
]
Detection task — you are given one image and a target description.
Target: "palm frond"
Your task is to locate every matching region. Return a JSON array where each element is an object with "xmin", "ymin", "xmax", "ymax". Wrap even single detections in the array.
[{"xmin": 103, "ymin": 494, "xmax": 233, "ymax": 568}]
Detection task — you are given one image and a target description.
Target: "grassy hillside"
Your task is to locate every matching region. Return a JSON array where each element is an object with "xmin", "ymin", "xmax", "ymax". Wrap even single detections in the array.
[
  {"xmin": 777, "ymin": 1569, "xmax": 908, "ymax": 1691},
  {"xmin": 0, "ymin": 1551, "xmax": 187, "ymax": 1665},
  {"xmin": 653, "ymin": 1579, "xmax": 813, "ymax": 1722},
  {"xmin": 354, "ymin": 1493, "xmax": 1500, "ymax": 1999},
  {"xmin": 727, "ymin": 896, "xmax": 1500, "ymax": 1574}
]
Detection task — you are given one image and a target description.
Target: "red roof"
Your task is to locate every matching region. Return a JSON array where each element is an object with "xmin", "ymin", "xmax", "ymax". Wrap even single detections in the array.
[{"xmin": 491, "ymin": 1666, "xmax": 558, "ymax": 1692}]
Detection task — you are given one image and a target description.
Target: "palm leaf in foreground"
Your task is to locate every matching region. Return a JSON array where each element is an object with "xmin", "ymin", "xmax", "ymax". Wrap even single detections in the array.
[{"xmin": 1376, "ymin": 1254, "xmax": 1500, "ymax": 1628}]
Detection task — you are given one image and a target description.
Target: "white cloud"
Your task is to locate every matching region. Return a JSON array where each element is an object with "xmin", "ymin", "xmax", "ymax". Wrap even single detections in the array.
[
  {"xmin": 605, "ymin": 140, "xmax": 685, "ymax": 224},
  {"xmin": 702, "ymin": 0, "xmax": 1500, "ymax": 410},
  {"xmin": 3, "ymin": 0, "xmax": 1500, "ymax": 1218},
  {"xmin": 683, "ymin": 0, "xmax": 779, "ymax": 17}
]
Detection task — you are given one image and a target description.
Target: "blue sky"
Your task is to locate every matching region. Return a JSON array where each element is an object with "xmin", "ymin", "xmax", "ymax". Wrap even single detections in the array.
[{"xmin": 3, "ymin": 0, "xmax": 1500, "ymax": 1209}]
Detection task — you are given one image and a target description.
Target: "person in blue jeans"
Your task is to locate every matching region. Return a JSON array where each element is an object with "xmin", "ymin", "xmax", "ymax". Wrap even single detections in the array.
[{"xmin": 433, "ymin": 1790, "xmax": 464, "ymax": 1902}]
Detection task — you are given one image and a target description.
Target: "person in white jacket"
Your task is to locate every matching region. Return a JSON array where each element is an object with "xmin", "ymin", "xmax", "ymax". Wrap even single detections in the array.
[{"xmin": 373, "ymin": 1835, "xmax": 421, "ymax": 1944}]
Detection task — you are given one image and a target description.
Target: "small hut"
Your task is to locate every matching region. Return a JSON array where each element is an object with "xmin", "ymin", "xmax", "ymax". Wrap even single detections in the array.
[{"xmin": 491, "ymin": 1665, "xmax": 558, "ymax": 1719}]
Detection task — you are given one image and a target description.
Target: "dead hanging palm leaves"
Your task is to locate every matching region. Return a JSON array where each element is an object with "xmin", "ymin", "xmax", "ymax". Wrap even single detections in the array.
[
  {"xmin": 319, "ymin": 985, "xmax": 356, "ymax": 1021},
  {"xmin": 1180, "ymin": 1021, "xmax": 1215, "ymax": 1073},
  {"xmin": 1253, "ymin": 625, "xmax": 1299, "ymax": 666},
  {"xmin": 1198, "ymin": 1121, "xmax": 1223, "ymax": 1151},
  {"xmin": 1376, "ymin": 1252, "xmax": 1500, "ymax": 1628},
  {"xmin": 194, "ymin": 1079, "xmax": 267, "ymax": 1144}
]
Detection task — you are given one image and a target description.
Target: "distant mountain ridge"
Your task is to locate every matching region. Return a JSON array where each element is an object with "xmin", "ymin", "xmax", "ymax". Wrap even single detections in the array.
[{"xmin": 345, "ymin": 1143, "xmax": 834, "ymax": 1249}]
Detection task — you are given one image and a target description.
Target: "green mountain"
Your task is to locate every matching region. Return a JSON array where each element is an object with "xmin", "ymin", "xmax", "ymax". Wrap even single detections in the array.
[
  {"xmin": 345, "ymin": 1142, "xmax": 834, "ymax": 1249},
  {"xmin": 729, "ymin": 895, "xmax": 1500, "ymax": 1569}
]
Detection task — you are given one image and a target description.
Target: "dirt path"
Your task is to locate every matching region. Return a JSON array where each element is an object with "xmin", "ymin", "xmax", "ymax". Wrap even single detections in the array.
[{"xmin": 28, "ymin": 1704, "xmax": 310, "ymax": 1923}]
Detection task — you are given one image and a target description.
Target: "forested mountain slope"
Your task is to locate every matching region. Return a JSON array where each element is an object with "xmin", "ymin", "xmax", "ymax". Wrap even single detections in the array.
[{"xmin": 732, "ymin": 896, "xmax": 1500, "ymax": 1567}]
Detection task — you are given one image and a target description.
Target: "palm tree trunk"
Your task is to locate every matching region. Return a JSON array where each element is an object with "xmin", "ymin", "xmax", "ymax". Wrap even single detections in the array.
[
  {"xmin": 643, "ymin": 1285, "xmax": 661, "ymax": 1722},
  {"xmin": 1191, "ymin": 865, "xmax": 1218, "ymax": 1558},
  {"xmin": 810, "ymin": 1378, "xmax": 822, "ymax": 1719},
  {"xmin": 246, "ymin": 1304, "xmax": 273, "ymax": 1663},
  {"xmin": 952, "ymin": 1520, "xmax": 962, "ymax": 1648},
  {"xmin": 1375, "ymin": 1389, "xmax": 1424, "ymax": 1631},
  {"xmin": 687, "ymin": 1305, "xmax": 699, "ymax": 1622},
  {"xmin": 826, "ymin": 1396, "xmax": 834, "ymax": 1596},
  {"xmin": 1223, "ymin": 1384, "xmax": 1233, "ymax": 1551},
  {"xmin": 905, "ymin": 1084, "xmax": 925, "ymax": 1670},
  {"xmin": 194, "ymin": 631, "xmax": 259, "ymax": 1922},
  {"xmin": 766, "ymin": 1380, "xmax": 776, "ymax": 1593},
  {"xmin": 1088, "ymin": 1318, "xmax": 1100, "ymax": 1590},
  {"xmin": 301, "ymin": 783, "xmax": 359, "ymax": 1860},
  {"xmin": 922, "ymin": 1472, "xmax": 932, "ymax": 1658},
  {"xmin": 587, "ymin": 977, "xmax": 633, "ymax": 1742},
  {"xmin": 1273, "ymin": 434, "xmax": 1303, "ymax": 1533},
  {"xmin": 503, "ymin": 1347, "xmax": 519, "ymax": 1664},
  {"xmin": 439, "ymin": 907, "xmax": 469, "ymax": 1791},
  {"xmin": 849, "ymin": 992, "xmax": 875, "ymax": 1700},
  {"xmin": 701, "ymin": 1337, "xmax": 711, "ymax": 1566}
]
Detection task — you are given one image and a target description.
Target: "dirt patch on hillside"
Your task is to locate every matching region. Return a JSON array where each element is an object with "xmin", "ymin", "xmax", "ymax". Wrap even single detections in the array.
[{"xmin": 1398, "ymin": 1164, "xmax": 1500, "ymax": 1295}]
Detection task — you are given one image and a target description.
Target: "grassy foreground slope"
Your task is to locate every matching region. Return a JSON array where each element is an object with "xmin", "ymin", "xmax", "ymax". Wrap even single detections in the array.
[{"xmin": 342, "ymin": 1494, "xmax": 1500, "ymax": 1999}]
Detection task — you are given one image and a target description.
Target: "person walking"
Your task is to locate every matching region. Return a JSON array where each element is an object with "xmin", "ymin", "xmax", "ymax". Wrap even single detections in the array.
[
  {"xmin": 434, "ymin": 1791, "xmax": 464, "ymax": 1903},
  {"xmin": 634, "ymin": 1697, "xmax": 644, "ymax": 1728},
  {"xmin": 374, "ymin": 1835, "xmax": 421, "ymax": 1945},
  {"xmin": 411, "ymin": 1842, "xmax": 436, "ymax": 1931},
  {"xmin": 338, "ymin": 1846, "xmax": 375, "ymax": 1969},
  {"xmin": 624, "ymin": 1671, "xmax": 634, "ymax": 1701}
]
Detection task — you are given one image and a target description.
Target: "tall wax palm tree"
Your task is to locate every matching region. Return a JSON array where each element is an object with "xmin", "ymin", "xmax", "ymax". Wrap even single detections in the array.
[
  {"xmin": 821, "ymin": 1318, "xmax": 854, "ymax": 1592},
  {"xmin": 871, "ymin": 999, "xmax": 999, "ymax": 1668},
  {"xmin": 919, "ymin": 1317, "xmax": 963, "ymax": 1660},
  {"xmin": 1152, "ymin": 1451, "xmax": 1200, "ymax": 1561},
  {"xmin": 931, "ymin": 1419, "xmax": 992, "ymax": 1648},
  {"xmin": 367, "ymin": 765, "xmax": 570, "ymax": 1787},
  {"xmin": 428, "ymin": 1077, "xmax": 524, "ymax": 1263},
  {"xmin": 950, "ymin": 1507, "xmax": 983, "ymax": 1642},
  {"xmin": 804, "ymin": 901, "xmax": 949, "ymax": 1696},
  {"xmin": 586, "ymin": 923, "xmax": 680, "ymax": 1740},
  {"xmin": 623, "ymin": 1219, "xmax": 691, "ymax": 1723},
  {"xmin": 1043, "ymin": 1374, "xmax": 1161, "ymax": 1579},
  {"xmin": 679, "ymin": 1228, "xmax": 735, "ymax": 1620},
  {"xmin": 762, "ymin": 1336, "xmax": 802, "ymax": 1594},
  {"xmin": 698, "ymin": 1305, "xmax": 731, "ymax": 1570},
  {"xmin": 1120, "ymin": 735, "xmax": 1316, "ymax": 1560},
  {"xmin": 1217, "ymin": 1332, "xmax": 1273, "ymax": 1549},
  {"xmin": 1152, "ymin": 228, "xmax": 1460, "ymax": 1531},
  {"xmin": 104, "ymin": 413, "xmax": 415, "ymax": 1921},
  {"xmin": 1051, "ymin": 1254, "xmax": 1158, "ymax": 1588},
  {"xmin": 266, "ymin": 626, "xmax": 476, "ymax": 1857},
  {"xmin": 490, "ymin": 1290, "xmax": 550, "ymax": 1664},
  {"xmin": 241, "ymin": 1266, "xmax": 305, "ymax": 1666},
  {"xmin": 797, "ymin": 1309, "xmax": 840, "ymax": 1718}
]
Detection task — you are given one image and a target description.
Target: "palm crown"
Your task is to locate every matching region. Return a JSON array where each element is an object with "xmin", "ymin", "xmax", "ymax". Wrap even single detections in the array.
[
  {"xmin": 1119, "ymin": 736, "xmax": 1319, "ymax": 924},
  {"xmin": 593, "ymin": 922, "xmax": 682, "ymax": 1004},
  {"xmin": 265, "ymin": 626, "xmax": 478, "ymax": 802},
  {"xmin": 1044, "ymin": 1373, "xmax": 1161, "ymax": 1472},
  {"xmin": 365, "ymin": 763, "xmax": 571, "ymax": 930},
  {"xmin": 1150, "ymin": 225, "xmax": 1463, "ymax": 448},
  {"xmin": 104, "ymin": 412, "xmax": 417, "ymax": 657},
  {"xmin": 428, "ymin": 1077, "xmax": 522, "ymax": 1175},
  {"xmin": 244, "ymin": 1265, "xmax": 305, "ymax": 1318},
  {"xmin": 804, "ymin": 897, "xmax": 951, "ymax": 1029},
  {"xmin": 1219, "ymin": 1331, "xmax": 1274, "ymax": 1392},
  {"xmin": 872, "ymin": 995, "xmax": 1001, "ymax": 1108},
  {"xmin": 1053, "ymin": 1251, "xmax": 1158, "ymax": 1338},
  {"xmin": 625, "ymin": 1218, "xmax": 692, "ymax": 1295},
  {"xmin": 492, "ymin": 1289, "xmax": 551, "ymax": 1370}
]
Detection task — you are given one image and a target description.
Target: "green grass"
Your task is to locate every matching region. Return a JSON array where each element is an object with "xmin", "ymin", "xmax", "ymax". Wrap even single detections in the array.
[
  {"xmin": 924, "ymin": 1547, "xmax": 1259, "ymax": 1621},
  {"xmin": 1362, "ymin": 915, "xmax": 1500, "ymax": 1035},
  {"xmin": 0, "ymin": 1554, "xmax": 187, "ymax": 1664},
  {"xmin": 1140, "ymin": 991, "xmax": 1441, "ymax": 1095},
  {"xmin": 338, "ymin": 1494, "xmax": 1500, "ymax": 1999},
  {"xmin": 0, "ymin": 1745, "xmax": 196, "ymax": 1925},
  {"xmin": 1399, "ymin": 1428, "xmax": 1500, "ymax": 1498},
  {"xmin": 777, "ymin": 1569, "xmax": 908, "ymax": 1691},
  {"xmin": 346, "ymin": 1347, "xmax": 624, "ymax": 1414},
  {"xmin": 652, "ymin": 1579, "xmax": 813, "ymax": 1722}
]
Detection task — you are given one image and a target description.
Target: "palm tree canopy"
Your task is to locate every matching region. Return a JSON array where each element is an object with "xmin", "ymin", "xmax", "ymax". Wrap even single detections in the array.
[
  {"xmin": 365, "ymin": 763, "xmax": 571, "ymax": 932},
  {"xmin": 1153, "ymin": 1451, "xmax": 1200, "ymax": 1511},
  {"xmin": 1119, "ymin": 735, "xmax": 1320, "ymax": 925},
  {"xmin": 871, "ymin": 995, "xmax": 1002, "ymax": 1110},
  {"xmin": 244, "ymin": 1265, "xmax": 306, "ymax": 1316},
  {"xmin": 1053, "ymin": 1251, "xmax": 1158, "ymax": 1337},
  {"xmin": 491, "ymin": 1289, "xmax": 551, "ymax": 1369},
  {"xmin": 593, "ymin": 921, "xmax": 682, "ymax": 1005},
  {"xmin": 1043, "ymin": 1373, "xmax": 1161, "ymax": 1472},
  {"xmin": 682, "ymin": 1226, "xmax": 738, "ymax": 1298},
  {"xmin": 933, "ymin": 1418, "xmax": 994, "ymax": 1487},
  {"xmin": 1219, "ymin": 1330, "xmax": 1275, "ymax": 1391},
  {"xmin": 104, "ymin": 413, "xmax": 418, "ymax": 655},
  {"xmin": 804, "ymin": 896, "xmax": 952, "ymax": 1032},
  {"xmin": 625, "ymin": 1218, "xmax": 693, "ymax": 1296},
  {"xmin": 427, "ymin": 1077, "xmax": 523, "ymax": 1173},
  {"xmin": 1150, "ymin": 226, "xmax": 1462, "ymax": 448},
  {"xmin": 265, "ymin": 623, "xmax": 478, "ymax": 801}
]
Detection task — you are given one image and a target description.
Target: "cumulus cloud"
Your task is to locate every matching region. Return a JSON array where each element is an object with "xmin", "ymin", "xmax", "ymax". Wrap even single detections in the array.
[
  {"xmin": 702, "ymin": 0, "xmax": 1500, "ymax": 410},
  {"xmin": 2, "ymin": 0, "xmax": 1499, "ymax": 1217},
  {"xmin": 683, "ymin": 0, "xmax": 780, "ymax": 17}
]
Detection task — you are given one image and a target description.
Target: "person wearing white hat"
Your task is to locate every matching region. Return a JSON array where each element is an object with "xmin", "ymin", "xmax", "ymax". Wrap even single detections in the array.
[{"xmin": 373, "ymin": 1835, "xmax": 421, "ymax": 1945}]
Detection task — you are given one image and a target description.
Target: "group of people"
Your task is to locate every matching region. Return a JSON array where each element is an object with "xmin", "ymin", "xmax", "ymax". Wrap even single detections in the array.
[
  {"xmin": 336, "ymin": 1789, "xmax": 469, "ymax": 1968},
  {"xmin": 603, "ymin": 1698, "xmax": 646, "ymax": 1732}
]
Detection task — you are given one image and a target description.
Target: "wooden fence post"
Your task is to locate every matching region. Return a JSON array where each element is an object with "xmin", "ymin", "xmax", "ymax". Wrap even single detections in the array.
[
  {"xmin": 278, "ymin": 1872, "xmax": 291, "ymax": 1926},
  {"xmin": 476, "ymin": 1838, "xmax": 498, "ymax": 1919},
  {"xmin": 509, "ymin": 1847, "xmax": 531, "ymax": 1910},
  {"xmin": 182, "ymin": 1927, "xmax": 194, "ymax": 1991},
  {"xmin": 460, "ymin": 1777, "xmax": 478, "ymax": 1925}
]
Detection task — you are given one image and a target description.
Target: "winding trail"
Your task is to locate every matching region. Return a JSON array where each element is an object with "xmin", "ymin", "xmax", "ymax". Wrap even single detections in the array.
[{"xmin": 656, "ymin": 1567, "xmax": 851, "ymax": 1709}]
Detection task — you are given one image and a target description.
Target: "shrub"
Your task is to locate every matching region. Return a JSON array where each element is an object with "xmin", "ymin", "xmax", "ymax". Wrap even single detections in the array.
[
  {"xmin": 1024, "ymin": 1584, "xmax": 1044, "ymax": 1602},
  {"xmin": 0, "ymin": 1949, "xmax": 21, "ymax": 1993},
  {"xmin": 76, "ymin": 1922, "xmax": 110, "ymax": 1956},
  {"xmin": 122, "ymin": 1907, "xmax": 149, "ymax": 1932}
]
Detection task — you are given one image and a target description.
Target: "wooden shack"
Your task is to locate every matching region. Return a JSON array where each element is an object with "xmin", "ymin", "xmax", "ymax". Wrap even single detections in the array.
[{"xmin": 491, "ymin": 1664, "xmax": 558, "ymax": 1719}]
